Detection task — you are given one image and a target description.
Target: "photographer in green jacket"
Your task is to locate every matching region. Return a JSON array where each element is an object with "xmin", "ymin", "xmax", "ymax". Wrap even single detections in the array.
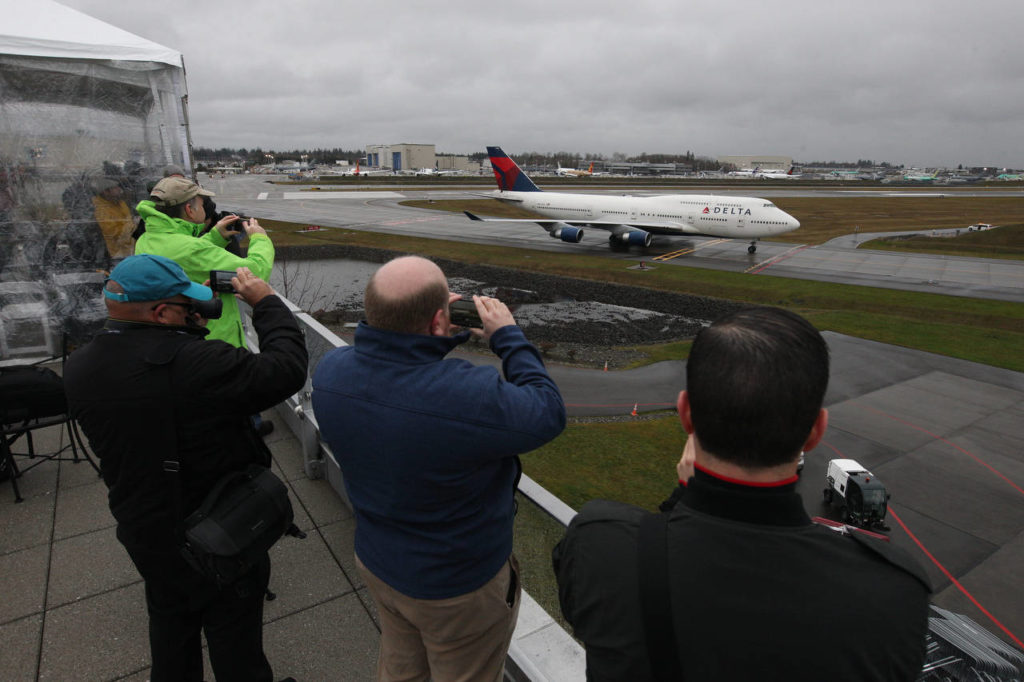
[{"xmin": 135, "ymin": 176, "xmax": 274, "ymax": 349}]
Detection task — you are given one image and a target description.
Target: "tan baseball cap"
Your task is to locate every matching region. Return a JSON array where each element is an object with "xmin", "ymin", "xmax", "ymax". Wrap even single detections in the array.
[{"xmin": 150, "ymin": 176, "xmax": 214, "ymax": 207}]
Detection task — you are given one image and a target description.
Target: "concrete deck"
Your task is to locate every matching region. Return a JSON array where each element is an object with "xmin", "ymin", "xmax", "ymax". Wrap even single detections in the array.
[{"xmin": 0, "ymin": 410, "xmax": 382, "ymax": 681}]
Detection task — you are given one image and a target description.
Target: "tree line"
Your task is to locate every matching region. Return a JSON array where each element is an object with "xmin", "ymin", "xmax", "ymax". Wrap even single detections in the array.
[
  {"xmin": 195, "ymin": 146, "xmax": 902, "ymax": 170},
  {"xmin": 193, "ymin": 147, "xmax": 366, "ymax": 166}
]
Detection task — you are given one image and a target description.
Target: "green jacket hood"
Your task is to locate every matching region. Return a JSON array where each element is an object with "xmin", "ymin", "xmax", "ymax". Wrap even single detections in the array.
[{"xmin": 136, "ymin": 199, "xmax": 204, "ymax": 237}]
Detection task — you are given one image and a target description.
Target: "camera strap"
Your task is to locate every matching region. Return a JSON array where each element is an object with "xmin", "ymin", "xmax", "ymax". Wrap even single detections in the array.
[{"xmin": 638, "ymin": 510, "xmax": 683, "ymax": 681}]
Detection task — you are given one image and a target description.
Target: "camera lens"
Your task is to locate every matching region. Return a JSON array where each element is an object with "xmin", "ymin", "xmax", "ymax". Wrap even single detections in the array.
[{"xmin": 191, "ymin": 298, "xmax": 223, "ymax": 319}]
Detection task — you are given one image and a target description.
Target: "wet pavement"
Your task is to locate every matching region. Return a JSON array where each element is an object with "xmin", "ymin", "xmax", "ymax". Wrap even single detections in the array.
[{"xmin": 0, "ymin": 403, "xmax": 382, "ymax": 681}]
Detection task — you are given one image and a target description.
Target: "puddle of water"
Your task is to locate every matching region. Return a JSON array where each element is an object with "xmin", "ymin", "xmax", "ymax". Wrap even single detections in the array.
[{"xmin": 270, "ymin": 257, "xmax": 707, "ymax": 342}]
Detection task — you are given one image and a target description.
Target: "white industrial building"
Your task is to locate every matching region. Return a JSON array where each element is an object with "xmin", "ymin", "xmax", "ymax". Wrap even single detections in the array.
[
  {"xmin": 365, "ymin": 143, "xmax": 435, "ymax": 172},
  {"xmin": 363, "ymin": 144, "xmax": 478, "ymax": 173}
]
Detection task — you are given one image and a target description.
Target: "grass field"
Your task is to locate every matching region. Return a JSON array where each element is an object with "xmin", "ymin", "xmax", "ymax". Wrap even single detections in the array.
[{"xmin": 861, "ymin": 223, "xmax": 1024, "ymax": 260}]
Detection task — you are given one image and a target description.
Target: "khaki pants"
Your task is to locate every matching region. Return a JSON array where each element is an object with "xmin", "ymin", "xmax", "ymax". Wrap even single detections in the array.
[{"xmin": 356, "ymin": 553, "xmax": 521, "ymax": 682}]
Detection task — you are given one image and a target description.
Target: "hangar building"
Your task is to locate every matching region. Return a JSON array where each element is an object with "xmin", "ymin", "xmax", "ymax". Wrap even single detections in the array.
[{"xmin": 365, "ymin": 143, "xmax": 435, "ymax": 171}]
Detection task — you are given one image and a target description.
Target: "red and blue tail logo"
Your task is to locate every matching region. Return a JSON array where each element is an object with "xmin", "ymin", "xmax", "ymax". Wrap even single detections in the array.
[{"xmin": 487, "ymin": 146, "xmax": 541, "ymax": 192}]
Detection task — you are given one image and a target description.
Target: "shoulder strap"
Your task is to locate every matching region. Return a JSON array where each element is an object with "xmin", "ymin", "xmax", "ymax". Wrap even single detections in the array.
[
  {"xmin": 148, "ymin": 343, "xmax": 186, "ymax": 534},
  {"xmin": 638, "ymin": 511, "xmax": 683, "ymax": 681}
]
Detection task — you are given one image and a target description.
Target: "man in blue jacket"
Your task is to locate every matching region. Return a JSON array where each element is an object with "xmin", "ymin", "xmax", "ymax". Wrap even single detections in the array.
[{"xmin": 312, "ymin": 255, "xmax": 565, "ymax": 682}]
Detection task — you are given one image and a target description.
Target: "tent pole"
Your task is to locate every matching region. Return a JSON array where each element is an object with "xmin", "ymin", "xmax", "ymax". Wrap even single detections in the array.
[{"xmin": 179, "ymin": 56, "xmax": 195, "ymax": 178}]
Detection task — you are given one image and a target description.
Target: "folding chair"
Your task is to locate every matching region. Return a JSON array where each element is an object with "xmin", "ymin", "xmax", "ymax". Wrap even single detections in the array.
[{"xmin": 0, "ymin": 365, "xmax": 99, "ymax": 503}]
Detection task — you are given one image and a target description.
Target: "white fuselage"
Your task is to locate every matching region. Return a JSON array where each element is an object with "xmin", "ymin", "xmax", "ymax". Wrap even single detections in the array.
[{"xmin": 496, "ymin": 190, "xmax": 800, "ymax": 239}]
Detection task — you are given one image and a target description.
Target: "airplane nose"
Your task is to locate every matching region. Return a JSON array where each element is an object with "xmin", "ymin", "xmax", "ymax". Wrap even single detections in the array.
[{"xmin": 782, "ymin": 212, "xmax": 800, "ymax": 232}]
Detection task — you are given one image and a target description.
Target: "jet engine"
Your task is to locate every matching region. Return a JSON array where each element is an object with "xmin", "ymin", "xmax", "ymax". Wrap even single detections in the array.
[
  {"xmin": 549, "ymin": 224, "xmax": 584, "ymax": 243},
  {"xmin": 610, "ymin": 229, "xmax": 653, "ymax": 247}
]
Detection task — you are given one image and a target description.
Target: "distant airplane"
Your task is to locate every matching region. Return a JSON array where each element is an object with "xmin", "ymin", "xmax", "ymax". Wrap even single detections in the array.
[
  {"xmin": 556, "ymin": 162, "xmax": 595, "ymax": 177},
  {"xmin": 342, "ymin": 161, "xmax": 390, "ymax": 177},
  {"xmin": 415, "ymin": 167, "xmax": 461, "ymax": 176},
  {"xmin": 755, "ymin": 166, "xmax": 801, "ymax": 180},
  {"xmin": 727, "ymin": 166, "xmax": 759, "ymax": 178},
  {"xmin": 996, "ymin": 172, "xmax": 1023, "ymax": 181},
  {"xmin": 944, "ymin": 174, "xmax": 981, "ymax": 184},
  {"xmin": 903, "ymin": 169, "xmax": 939, "ymax": 182},
  {"xmin": 465, "ymin": 147, "xmax": 800, "ymax": 253}
]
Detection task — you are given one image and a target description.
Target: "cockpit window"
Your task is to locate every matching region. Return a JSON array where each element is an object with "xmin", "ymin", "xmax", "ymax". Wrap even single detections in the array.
[{"xmin": 762, "ymin": 202, "xmax": 775, "ymax": 208}]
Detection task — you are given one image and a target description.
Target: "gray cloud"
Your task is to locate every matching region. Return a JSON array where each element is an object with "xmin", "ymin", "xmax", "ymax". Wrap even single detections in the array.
[{"xmin": 52, "ymin": 0, "xmax": 1024, "ymax": 167}]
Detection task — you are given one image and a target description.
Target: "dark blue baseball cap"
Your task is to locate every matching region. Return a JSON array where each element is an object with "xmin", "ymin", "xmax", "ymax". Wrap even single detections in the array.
[{"xmin": 104, "ymin": 254, "xmax": 213, "ymax": 303}]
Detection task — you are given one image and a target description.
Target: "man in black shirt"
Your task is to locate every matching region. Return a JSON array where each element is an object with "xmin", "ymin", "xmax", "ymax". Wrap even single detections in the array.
[
  {"xmin": 553, "ymin": 307, "xmax": 931, "ymax": 681},
  {"xmin": 65, "ymin": 254, "xmax": 307, "ymax": 682}
]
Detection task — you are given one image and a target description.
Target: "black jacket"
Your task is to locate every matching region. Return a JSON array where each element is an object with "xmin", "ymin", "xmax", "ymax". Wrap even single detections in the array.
[
  {"xmin": 553, "ymin": 466, "xmax": 932, "ymax": 682},
  {"xmin": 65, "ymin": 295, "xmax": 308, "ymax": 548}
]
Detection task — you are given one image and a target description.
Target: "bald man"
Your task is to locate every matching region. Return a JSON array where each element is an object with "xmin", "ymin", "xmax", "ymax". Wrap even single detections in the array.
[
  {"xmin": 312, "ymin": 256, "xmax": 566, "ymax": 682},
  {"xmin": 64, "ymin": 254, "xmax": 307, "ymax": 682}
]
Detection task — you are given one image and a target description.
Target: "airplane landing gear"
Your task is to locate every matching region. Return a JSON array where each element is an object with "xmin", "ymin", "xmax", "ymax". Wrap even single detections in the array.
[{"xmin": 748, "ymin": 241, "xmax": 758, "ymax": 254}]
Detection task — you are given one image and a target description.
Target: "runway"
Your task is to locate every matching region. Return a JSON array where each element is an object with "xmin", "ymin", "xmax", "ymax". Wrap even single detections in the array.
[{"xmin": 211, "ymin": 175, "xmax": 1024, "ymax": 302}]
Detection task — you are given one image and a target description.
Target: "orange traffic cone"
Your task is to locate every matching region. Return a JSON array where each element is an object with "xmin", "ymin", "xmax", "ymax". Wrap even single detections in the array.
[
  {"xmin": 631, "ymin": 403, "xmax": 638, "ymax": 416},
  {"xmin": 603, "ymin": 360, "xmax": 609, "ymax": 372}
]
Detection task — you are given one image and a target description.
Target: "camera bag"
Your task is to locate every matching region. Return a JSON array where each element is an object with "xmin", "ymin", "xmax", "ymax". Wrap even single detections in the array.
[
  {"xmin": 179, "ymin": 463, "xmax": 301, "ymax": 586},
  {"xmin": 151, "ymin": 338, "xmax": 304, "ymax": 587}
]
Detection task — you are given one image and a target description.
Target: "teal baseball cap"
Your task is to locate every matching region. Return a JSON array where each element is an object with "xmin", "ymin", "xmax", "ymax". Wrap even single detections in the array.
[{"xmin": 104, "ymin": 254, "xmax": 213, "ymax": 303}]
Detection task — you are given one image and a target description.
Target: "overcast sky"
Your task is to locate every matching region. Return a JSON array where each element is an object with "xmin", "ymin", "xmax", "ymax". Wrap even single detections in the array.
[{"xmin": 57, "ymin": 0, "xmax": 1024, "ymax": 168}]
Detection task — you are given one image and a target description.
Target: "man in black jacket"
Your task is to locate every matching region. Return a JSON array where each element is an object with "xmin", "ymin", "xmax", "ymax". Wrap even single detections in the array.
[
  {"xmin": 65, "ymin": 254, "xmax": 308, "ymax": 682},
  {"xmin": 553, "ymin": 307, "xmax": 932, "ymax": 681}
]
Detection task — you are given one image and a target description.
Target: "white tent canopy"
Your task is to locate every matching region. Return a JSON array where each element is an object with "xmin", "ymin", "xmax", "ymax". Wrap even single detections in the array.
[
  {"xmin": 1, "ymin": 0, "xmax": 192, "ymax": 359},
  {"xmin": 0, "ymin": 0, "xmax": 182, "ymax": 66},
  {"xmin": 1, "ymin": 0, "xmax": 191, "ymax": 181}
]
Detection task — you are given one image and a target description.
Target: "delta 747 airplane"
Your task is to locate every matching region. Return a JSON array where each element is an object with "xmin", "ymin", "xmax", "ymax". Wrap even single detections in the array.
[{"xmin": 466, "ymin": 147, "xmax": 800, "ymax": 252}]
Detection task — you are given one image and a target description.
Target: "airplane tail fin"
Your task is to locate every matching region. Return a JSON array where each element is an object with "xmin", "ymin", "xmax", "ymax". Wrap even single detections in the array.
[
  {"xmin": 587, "ymin": 162, "xmax": 594, "ymax": 174},
  {"xmin": 487, "ymin": 146, "xmax": 541, "ymax": 192}
]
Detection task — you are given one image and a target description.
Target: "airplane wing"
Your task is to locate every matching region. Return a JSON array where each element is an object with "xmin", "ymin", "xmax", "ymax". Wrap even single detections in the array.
[
  {"xmin": 463, "ymin": 211, "xmax": 699, "ymax": 235},
  {"xmin": 466, "ymin": 192, "xmax": 522, "ymax": 201}
]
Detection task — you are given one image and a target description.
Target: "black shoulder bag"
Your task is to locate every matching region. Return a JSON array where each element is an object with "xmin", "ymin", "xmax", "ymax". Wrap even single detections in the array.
[
  {"xmin": 180, "ymin": 463, "xmax": 305, "ymax": 586},
  {"xmin": 154, "ymin": 349, "xmax": 304, "ymax": 587},
  {"xmin": 638, "ymin": 511, "xmax": 684, "ymax": 681}
]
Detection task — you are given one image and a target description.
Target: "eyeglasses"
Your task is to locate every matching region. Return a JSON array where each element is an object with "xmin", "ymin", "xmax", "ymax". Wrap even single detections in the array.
[
  {"xmin": 152, "ymin": 301, "xmax": 192, "ymax": 313},
  {"xmin": 152, "ymin": 298, "xmax": 223, "ymax": 320}
]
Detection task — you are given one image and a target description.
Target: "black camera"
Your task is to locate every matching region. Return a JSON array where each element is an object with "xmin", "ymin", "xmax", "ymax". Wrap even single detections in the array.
[
  {"xmin": 216, "ymin": 212, "xmax": 247, "ymax": 233},
  {"xmin": 191, "ymin": 297, "xmax": 223, "ymax": 319},
  {"xmin": 210, "ymin": 270, "xmax": 239, "ymax": 293},
  {"xmin": 449, "ymin": 298, "xmax": 482, "ymax": 328},
  {"xmin": 201, "ymin": 196, "xmax": 246, "ymax": 234}
]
